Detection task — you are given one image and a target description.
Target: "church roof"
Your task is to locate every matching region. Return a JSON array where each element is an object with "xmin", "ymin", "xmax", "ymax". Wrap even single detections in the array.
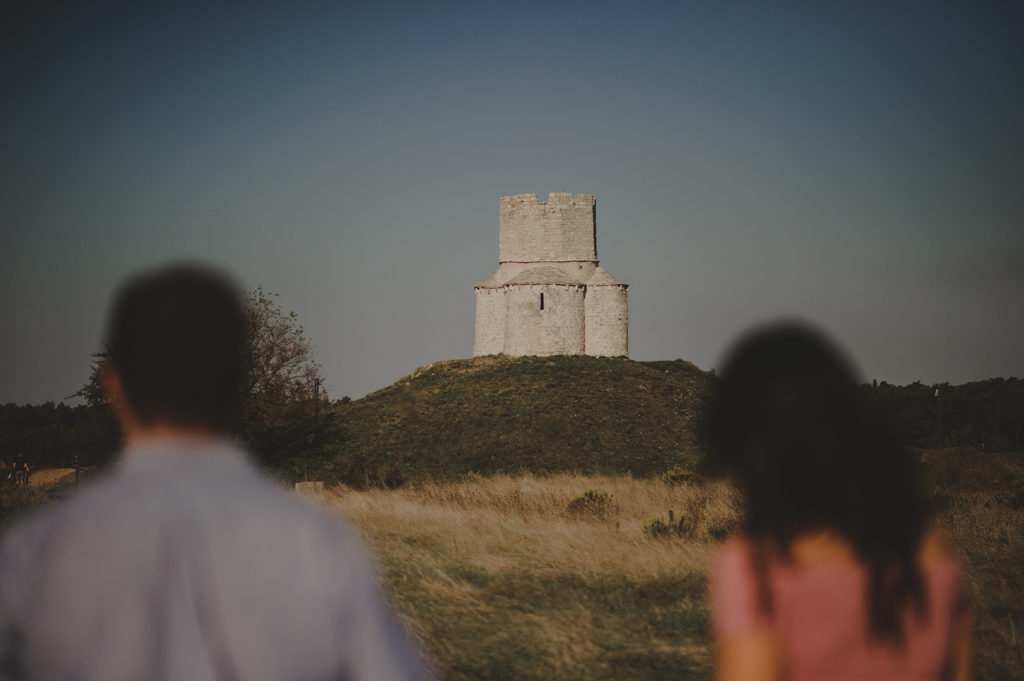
[
  {"xmin": 586, "ymin": 266, "xmax": 627, "ymax": 286},
  {"xmin": 475, "ymin": 269, "xmax": 507, "ymax": 288},
  {"xmin": 505, "ymin": 266, "xmax": 587, "ymax": 286}
]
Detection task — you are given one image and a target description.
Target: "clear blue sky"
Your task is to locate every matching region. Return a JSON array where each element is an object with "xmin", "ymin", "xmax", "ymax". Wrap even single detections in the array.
[{"xmin": 2, "ymin": 2, "xmax": 1022, "ymax": 404}]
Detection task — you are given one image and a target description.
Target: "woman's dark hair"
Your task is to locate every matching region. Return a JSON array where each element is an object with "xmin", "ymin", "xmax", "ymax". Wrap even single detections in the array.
[
  {"xmin": 104, "ymin": 263, "xmax": 247, "ymax": 432},
  {"xmin": 704, "ymin": 320, "xmax": 927, "ymax": 643}
]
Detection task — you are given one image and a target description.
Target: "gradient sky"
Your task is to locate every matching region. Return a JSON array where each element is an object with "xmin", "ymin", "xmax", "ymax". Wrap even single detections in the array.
[{"xmin": 2, "ymin": 2, "xmax": 1022, "ymax": 404}]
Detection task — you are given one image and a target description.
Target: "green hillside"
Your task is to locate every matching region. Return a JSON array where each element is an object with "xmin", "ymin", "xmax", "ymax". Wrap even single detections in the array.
[{"xmin": 317, "ymin": 355, "xmax": 713, "ymax": 485}]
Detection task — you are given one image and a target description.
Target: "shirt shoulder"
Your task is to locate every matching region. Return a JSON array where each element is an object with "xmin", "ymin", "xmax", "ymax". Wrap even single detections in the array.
[{"xmin": 0, "ymin": 444, "xmax": 363, "ymax": 601}]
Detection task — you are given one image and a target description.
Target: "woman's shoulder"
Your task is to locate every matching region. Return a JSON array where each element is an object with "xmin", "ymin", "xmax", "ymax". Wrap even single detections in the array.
[
  {"xmin": 716, "ymin": 532, "xmax": 858, "ymax": 569},
  {"xmin": 709, "ymin": 536, "xmax": 774, "ymax": 638},
  {"xmin": 717, "ymin": 535, "xmax": 754, "ymax": 557},
  {"xmin": 917, "ymin": 527, "xmax": 958, "ymax": 567},
  {"xmin": 715, "ymin": 529, "xmax": 961, "ymax": 571},
  {"xmin": 785, "ymin": 529, "xmax": 950, "ymax": 569},
  {"xmin": 712, "ymin": 535, "xmax": 763, "ymax": 577}
]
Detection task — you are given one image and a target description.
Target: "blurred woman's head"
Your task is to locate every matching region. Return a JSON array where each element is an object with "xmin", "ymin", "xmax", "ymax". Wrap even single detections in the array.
[{"xmin": 704, "ymin": 320, "xmax": 927, "ymax": 640}]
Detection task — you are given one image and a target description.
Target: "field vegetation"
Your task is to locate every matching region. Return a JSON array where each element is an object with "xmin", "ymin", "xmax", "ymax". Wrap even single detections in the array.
[
  {"xmin": 318, "ymin": 473, "xmax": 739, "ymax": 680},
  {"xmin": 2, "ymin": 353, "xmax": 1022, "ymax": 677},
  {"xmin": 922, "ymin": 448, "xmax": 1024, "ymax": 680},
  {"xmin": 314, "ymin": 448, "xmax": 1024, "ymax": 681},
  {"xmin": 314, "ymin": 355, "xmax": 713, "ymax": 486}
]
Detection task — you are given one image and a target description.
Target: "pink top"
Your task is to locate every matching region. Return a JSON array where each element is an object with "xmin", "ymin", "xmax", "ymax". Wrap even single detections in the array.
[{"xmin": 711, "ymin": 540, "xmax": 972, "ymax": 681}]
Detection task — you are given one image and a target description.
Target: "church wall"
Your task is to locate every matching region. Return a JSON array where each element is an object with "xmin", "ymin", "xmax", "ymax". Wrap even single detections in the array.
[
  {"xmin": 473, "ymin": 192, "xmax": 629, "ymax": 359},
  {"xmin": 584, "ymin": 285, "xmax": 629, "ymax": 357},
  {"xmin": 473, "ymin": 288, "xmax": 506, "ymax": 356},
  {"xmin": 504, "ymin": 284, "xmax": 586, "ymax": 356},
  {"xmin": 499, "ymin": 193, "xmax": 597, "ymax": 264}
]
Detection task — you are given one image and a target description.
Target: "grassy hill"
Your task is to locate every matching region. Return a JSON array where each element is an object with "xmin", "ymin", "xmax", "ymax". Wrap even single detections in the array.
[{"xmin": 316, "ymin": 355, "xmax": 713, "ymax": 486}]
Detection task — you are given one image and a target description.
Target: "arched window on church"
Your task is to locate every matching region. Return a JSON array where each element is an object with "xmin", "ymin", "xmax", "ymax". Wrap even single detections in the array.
[{"xmin": 540, "ymin": 292, "xmax": 544, "ymax": 310}]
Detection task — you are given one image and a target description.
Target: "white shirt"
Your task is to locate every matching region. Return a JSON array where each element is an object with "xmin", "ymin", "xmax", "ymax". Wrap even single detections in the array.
[{"xmin": 0, "ymin": 439, "xmax": 428, "ymax": 681}]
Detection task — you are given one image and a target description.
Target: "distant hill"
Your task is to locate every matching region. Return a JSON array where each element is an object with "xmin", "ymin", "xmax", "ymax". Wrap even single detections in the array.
[{"xmin": 317, "ymin": 355, "xmax": 714, "ymax": 485}]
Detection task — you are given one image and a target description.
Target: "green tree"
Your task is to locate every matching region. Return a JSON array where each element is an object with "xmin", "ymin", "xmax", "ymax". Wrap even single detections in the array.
[
  {"xmin": 238, "ymin": 287, "xmax": 328, "ymax": 469},
  {"xmin": 73, "ymin": 356, "xmax": 110, "ymax": 408},
  {"xmin": 70, "ymin": 288, "xmax": 328, "ymax": 470}
]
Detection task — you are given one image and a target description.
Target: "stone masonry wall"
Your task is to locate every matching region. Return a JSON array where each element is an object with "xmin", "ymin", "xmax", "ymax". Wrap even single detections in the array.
[
  {"xmin": 504, "ymin": 284, "xmax": 586, "ymax": 356},
  {"xmin": 474, "ymin": 192, "xmax": 627, "ymax": 358},
  {"xmin": 499, "ymin": 193, "xmax": 597, "ymax": 263},
  {"xmin": 473, "ymin": 288, "xmax": 506, "ymax": 356},
  {"xmin": 584, "ymin": 285, "xmax": 629, "ymax": 357}
]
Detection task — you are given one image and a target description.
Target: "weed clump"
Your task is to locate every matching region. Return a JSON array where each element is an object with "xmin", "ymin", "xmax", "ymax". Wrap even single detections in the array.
[
  {"xmin": 660, "ymin": 467, "xmax": 702, "ymax": 487},
  {"xmin": 567, "ymin": 489, "xmax": 617, "ymax": 521},
  {"xmin": 0, "ymin": 483, "xmax": 50, "ymax": 527},
  {"xmin": 643, "ymin": 509, "xmax": 692, "ymax": 539},
  {"xmin": 708, "ymin": 526, "xmax": 731, "ymax": 542},
  {"xmin": 383, "ymin": 462, "xmax": 406, "ymax": 490}
]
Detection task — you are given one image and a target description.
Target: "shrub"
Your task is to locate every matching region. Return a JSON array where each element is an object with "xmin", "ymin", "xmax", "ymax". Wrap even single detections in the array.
[
  {"xmin": 708, "ymin": 526, "xmax": 730, "ymax": 542},
  {"xmin": 643, "ymin": 509, "xmax": 692, "ymax": 539},
  {"xmin": 643, "ymin": 516, "xmax": 672, "ymax": 538},
  {"xmin": 660, "ymin": 467, "xmax": 702, "ymax": 487},
  {"xmin": 996, "ymin": 489, "xmax": 1024, "ymax": 510},
  {"xmin": 383, "ymin": 462, "xmax": 406, "ymax": 490},
  {"xmin": 567, "ymin": 489, "xmax": 617, "ymax": 521},
  {"xmin": 0, "ymin": 483, "xmax": 50, "ymax": 527}
]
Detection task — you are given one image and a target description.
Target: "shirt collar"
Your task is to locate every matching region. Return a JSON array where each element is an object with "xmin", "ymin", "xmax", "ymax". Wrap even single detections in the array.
[{"xmin": 120, "ymin": 436, "xmax": 250, "ymax": 471}]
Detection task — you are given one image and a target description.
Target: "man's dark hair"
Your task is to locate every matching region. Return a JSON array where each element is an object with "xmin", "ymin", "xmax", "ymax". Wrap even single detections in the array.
[{"xmin": 104, "ymin": 263, "xmax": 247, "ymax": 431}]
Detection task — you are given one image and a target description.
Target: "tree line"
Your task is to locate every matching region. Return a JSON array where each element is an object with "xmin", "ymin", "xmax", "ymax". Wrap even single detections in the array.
[
  {"xmin": 863, "ymin": 378, "xmax": 1024, "ymax": 452},
  {"xmin": 1, "ymin": 288, "xmax": 332, "ymax": 476},
  {"xmin": 2, "ymin": 290, "xmax": 1022, "ymax": 477}
]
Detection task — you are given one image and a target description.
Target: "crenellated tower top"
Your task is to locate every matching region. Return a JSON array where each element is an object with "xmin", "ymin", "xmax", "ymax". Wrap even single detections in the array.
[{"xmin": 498, "ymin": 193, "xmax": 597, "ymax": 264}]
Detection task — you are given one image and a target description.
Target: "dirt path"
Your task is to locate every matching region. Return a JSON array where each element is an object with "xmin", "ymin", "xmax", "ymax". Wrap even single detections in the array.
[{"xmin": 29, "ymin": 468, "xmax": 76, "ymax": 488}]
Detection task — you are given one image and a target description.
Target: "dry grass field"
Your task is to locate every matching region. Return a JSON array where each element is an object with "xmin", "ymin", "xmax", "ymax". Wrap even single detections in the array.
[
  {"xmin": 922, "ymin": 450, "xmax": 1024, "ymax": 680},
  {"xmin": 4, "ymin": 452, "xmax": 1020, "ymax": 679},
  {"xmin": 318, "ymin": 474, "xmax": 737, "ymax": 680},
  {"xmin": 316, "ymin": 454, "xmax": 1024, "ymax": 681}
]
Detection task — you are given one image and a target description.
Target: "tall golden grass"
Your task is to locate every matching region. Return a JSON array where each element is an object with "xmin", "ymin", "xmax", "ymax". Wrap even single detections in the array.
[
  {"xmin": 315, "ymin": 457, "xmax": 1023, "ymax": 681},
  {"xmin": 923, "ymin": 450, "xmax": 1024, "ymax": 680},
  {"xmin": 321, "ymin": 474, "xmax": 736, "ymax": 680},
  {"xmin": 330, "ymin": 473, "xmax": 739, "ymax": 581}
]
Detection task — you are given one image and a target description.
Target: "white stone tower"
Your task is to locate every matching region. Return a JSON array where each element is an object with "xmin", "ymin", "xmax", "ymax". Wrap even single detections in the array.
[{"xmin": 474, "ymin": 192, "xmax": 628, "ymax": 357}]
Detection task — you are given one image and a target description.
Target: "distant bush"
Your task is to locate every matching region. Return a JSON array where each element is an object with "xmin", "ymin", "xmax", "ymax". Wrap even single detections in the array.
[
  {"xmin": 643, "ymin": 509, "xmax": 693, "ymax": 539},
  {"xmin": 332, "ymin": 449, "xmax": 407, "ymax": 491},
  {"xmin": 567, "ymin": 489, "xmax": 617, "ymax": 520},
  {"xmin": 383, "ymin": 462, "xmax": 406, "ymax": 490},
  {"xmin": 0, "ymin": 483, "xmax": 50, "ymax": 528},
  {"xmin": 708, "ymin": 526, "xmax": 730, "ymax": 542},
  {"xmin": 997, "ymin": 489, "xmax": 1024, "ymax": 510},
  {"xmin": 928, "ymin": 492, "xmax": 954, "ymax": 514},
  {"xmin": 643, "ymin": 516, "xmax": 672, "ymax": 538},
  {"xmin": 660, "ymin": 467, "xmax": 702, "ymax": 487}
]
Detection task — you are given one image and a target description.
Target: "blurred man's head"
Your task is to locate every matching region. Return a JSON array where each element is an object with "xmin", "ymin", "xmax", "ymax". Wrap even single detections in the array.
[{"xmin": 103, "ymin": 263, "xmax": 246, "ymax": 434}]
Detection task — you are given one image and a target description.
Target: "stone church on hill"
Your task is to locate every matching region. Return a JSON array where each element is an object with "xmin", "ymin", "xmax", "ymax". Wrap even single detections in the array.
[{"xmin": 474, "ymin": 192, "xmax": 628, "ymax": 358}]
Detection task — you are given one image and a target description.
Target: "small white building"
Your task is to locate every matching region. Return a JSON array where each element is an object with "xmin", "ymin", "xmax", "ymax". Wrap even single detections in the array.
[{"xmin": 474, "ymin": 193, "xmax": 628, "ymax": 357}]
